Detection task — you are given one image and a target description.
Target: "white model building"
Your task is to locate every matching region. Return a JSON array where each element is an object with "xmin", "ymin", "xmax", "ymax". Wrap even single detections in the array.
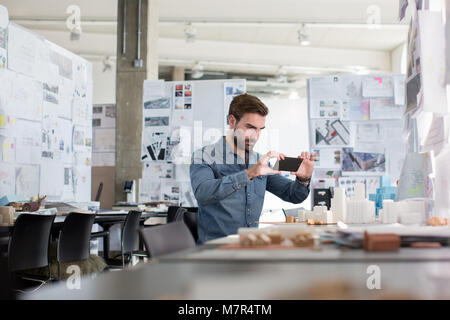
[
  {"xmin": 378, "ymin": 199, "xmax": 426, "ymax": 224},
  {"xmin": 330, "ymin": 187, "xmax": 346, "ymax": 223},
  {"xmin": 298, "ymin": 206, "xmax": 334, "ymax": 224},
  {"xmin": 344, "ymin": 183, "xmax": 376, "ymax": 224}
]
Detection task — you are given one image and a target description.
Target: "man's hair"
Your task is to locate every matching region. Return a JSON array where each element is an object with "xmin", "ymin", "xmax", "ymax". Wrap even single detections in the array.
[{"xmin": 228, "ymin": 93, "xmax": 269, "ymax": 122}]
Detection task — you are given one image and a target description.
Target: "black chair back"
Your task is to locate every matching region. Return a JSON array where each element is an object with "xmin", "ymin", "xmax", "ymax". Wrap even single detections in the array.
[
  {"xmin": 167, "ymin": 206, "xmax": 198, "ymax": 223},
  {"xmin": 139, "ymin": 221, "xmax": 196, "ymax": 258},
  {"xmin": 122, "ymin": 210, "xmax": 142, "ymax": 254},
  {"xmin": 183, "ymin": 210, "xmax": 198, "ymax": 242},
  {"xmin": 167, "ymin": 206, "xmax": 180, "ymax": 223},
  {"xmin": 173, "ymin": 207, "xmax": 187, "ymax": 222},
  {"xmin": 8, "ymin": 214, "xmax": 55, "ymax": 273},
  {"xmin": 57, "ymin": 212, "xmax": 96, "ymax": 263}
]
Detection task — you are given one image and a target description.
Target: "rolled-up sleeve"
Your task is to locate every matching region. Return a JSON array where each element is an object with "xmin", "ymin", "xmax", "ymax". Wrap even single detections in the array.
[{"xmin": 266, "ymin": 174, "xmax": 310, "ymax": 204}]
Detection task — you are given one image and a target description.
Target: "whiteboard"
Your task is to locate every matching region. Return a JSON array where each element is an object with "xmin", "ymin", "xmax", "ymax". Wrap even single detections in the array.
[
  {"xmin": 140, "ymin": 79, "xmax": 246, "ymax": 206},
  {"xmin": 0, "ymin": 19, "xmax": 92, "ymax": 202}
]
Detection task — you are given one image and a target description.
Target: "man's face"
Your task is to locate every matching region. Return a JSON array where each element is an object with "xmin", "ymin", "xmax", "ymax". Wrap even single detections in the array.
[{"xmin": 229, "ymin": 113, "xmax": 266, "ymax": 152}]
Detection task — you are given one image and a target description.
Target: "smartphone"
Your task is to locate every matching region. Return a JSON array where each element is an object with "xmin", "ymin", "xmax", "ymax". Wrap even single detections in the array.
[{"xmin": 273, "ymin": 157, "xmax": 303, "ymax": 172}]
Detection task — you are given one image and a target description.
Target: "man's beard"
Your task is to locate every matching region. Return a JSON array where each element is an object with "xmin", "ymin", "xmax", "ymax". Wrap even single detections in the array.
[{"xmin": 232, "ymin": 130, "xmax": 254, "ymax": 152}]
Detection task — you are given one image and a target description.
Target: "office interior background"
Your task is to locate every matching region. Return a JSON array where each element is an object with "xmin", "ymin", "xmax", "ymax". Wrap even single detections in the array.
[{"xmin": 0, "ymin": 0, "xmax": 450, "ymax": 302}]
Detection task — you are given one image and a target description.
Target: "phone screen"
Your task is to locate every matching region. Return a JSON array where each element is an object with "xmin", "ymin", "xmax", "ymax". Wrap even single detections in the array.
[{"xmin": 274, "ymin": 157, "xmax": 303, "ymax": 172}]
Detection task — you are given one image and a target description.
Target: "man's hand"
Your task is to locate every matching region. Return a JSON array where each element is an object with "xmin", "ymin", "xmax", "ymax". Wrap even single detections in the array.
[
  {"xmin": 246, "ymin": 151, "xmax": 284, "ymax": 180},
  {"xmin": 291, "ymin": 151, "xmax": 314, "ymax": 180}
]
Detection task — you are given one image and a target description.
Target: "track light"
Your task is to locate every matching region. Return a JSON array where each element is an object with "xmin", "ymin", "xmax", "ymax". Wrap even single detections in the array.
[
  {"xmin": 275, "ymin": 66, "xmax": 288, "ymax": 83},
  {"xmin": 191, "ymin": 62, "xmax": 204, "ymax": 79},
  {"xmin": 184, "ymin": 22, "xmax": 197, "ymax": 43},
  {"xmin": 102, "ymin": 56, "xmax": 114, "ymax": 72},
  {"xmin": 297, "ymin": 24, "xmax": 310, "ymax": 46},
  {"xmin": 289, "ymin": 91, "xmax": 300, "ymax": 100},
  {"xmin": 69, "ymin": 25, "xmax": 82, "ymax": 41}
]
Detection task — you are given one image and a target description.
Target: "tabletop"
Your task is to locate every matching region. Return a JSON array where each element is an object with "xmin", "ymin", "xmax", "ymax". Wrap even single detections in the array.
[
  {"xmin": 22, "ymin": 230, "xmax": 450, "ymax": 300},
  {"xmin": 0, "ymin": 210, "xmax": 167, "ymax": 235}
]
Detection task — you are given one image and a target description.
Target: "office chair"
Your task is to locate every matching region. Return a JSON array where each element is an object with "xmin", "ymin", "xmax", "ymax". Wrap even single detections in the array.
[
  {"xmin": 139, "ymin": 220, "xmax": 196, "ymax": 259},
  {"xmin": 57, "ymin": 212, "xmax": 96, "ymax": 280},
  {"xmin": 167, "ymin": 205, "xmax": 181, "ymax": 223},
  {"xmin": 182, "ymin": 210, "xmax": 198, "ymax": 242},
  {"xmin": 7, "ymin": 214, "xmax": 55, "ymax": 292},
  {"xmin": 107, "ymin": 210, "xmax": 147, "ymax": 268},
  {"xmin": 173, "ymin": 207, "xmax": 199, "ymax": 242},
  {"xmin": 167, "ymin": 206, "xmax": 198, "ymax": 223},
  {"xmin": 173, "ymin": 207, "xmax": 187, "ymax": 222}
]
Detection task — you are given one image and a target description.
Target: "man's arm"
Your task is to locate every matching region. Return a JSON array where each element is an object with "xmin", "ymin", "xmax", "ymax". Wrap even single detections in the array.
[
  {"xmin": 265, "ymin": 151, "xmax": 314, "ymax": 204},
  {"xmin": 266, "ymin": 174, "xmax": 310, "ymax": 204},
  {"xmin": 190, "ymin": 157, "xmax": 250, "ymax": 207}
]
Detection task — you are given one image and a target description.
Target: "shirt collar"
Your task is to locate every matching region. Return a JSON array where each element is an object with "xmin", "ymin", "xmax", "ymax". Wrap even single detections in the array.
[{"xmin": 216, "ymin": 136, "xmax": 258, "ymax": 165}]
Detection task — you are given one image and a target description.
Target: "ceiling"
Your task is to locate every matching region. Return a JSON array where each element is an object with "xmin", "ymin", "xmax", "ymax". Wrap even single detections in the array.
[{"xmin": 1, "ymin": 0, "xmax": 410, "ymax": 95}]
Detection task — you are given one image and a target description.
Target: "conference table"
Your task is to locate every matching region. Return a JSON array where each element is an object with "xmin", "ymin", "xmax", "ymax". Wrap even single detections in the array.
[
  {"xmin": 0, "ymin": 209, "xmax": 168, "ymax": 259},
  {"xmin": 22, "ymin": 227, "xmax": 450, "ymax": 300}
]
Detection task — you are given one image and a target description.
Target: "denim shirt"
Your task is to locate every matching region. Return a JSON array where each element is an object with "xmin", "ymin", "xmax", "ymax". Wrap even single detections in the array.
[{"xmin": 190, "ymin": 137, "xmax": 310, "ymax": 244}]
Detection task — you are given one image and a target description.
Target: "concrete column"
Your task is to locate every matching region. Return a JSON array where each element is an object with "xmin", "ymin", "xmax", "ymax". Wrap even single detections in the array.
[
  {"xmin": 172, "ymin": 66, "xmax": 185, "ymax": 81},
  {"xmin": 115, "ymin": 0, "xmax": 159, "ymax": 202}
]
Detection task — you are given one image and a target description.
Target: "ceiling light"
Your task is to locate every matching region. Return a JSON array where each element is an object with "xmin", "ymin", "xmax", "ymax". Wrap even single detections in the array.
[
  {"xmin": 275, "ymin": 66, "xmax": 288, "ymax": 83},
  {"xmin": 191, "ymin": 62, "xmax": 204, "ymax": 79},
  {"xmin": 102, "ymin": 56, "xmax": 114, "ymax": 72},
  {"xmin": 69, "ymin": 25, "xmax": 81, "ymax": 41},
  {"xmin": 184, "ymin": 22, "xmax": 197, "ymax": 43},
  {"xmin": 289, "ymin": 91, "xmax": 300, "ymax": 100},
  {"xmin": 297, "ymin": 24, "xmax": 310, "ymax": 46}
]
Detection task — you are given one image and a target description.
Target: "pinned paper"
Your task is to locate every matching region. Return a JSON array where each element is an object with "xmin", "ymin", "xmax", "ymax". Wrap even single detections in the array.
[{"xmin": 0, "ymin": 5, "xmax": 8, "ymax": 29}]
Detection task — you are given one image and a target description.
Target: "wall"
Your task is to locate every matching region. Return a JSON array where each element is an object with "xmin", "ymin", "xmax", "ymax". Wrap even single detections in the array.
[
  {"xmin": 391, "ymin": 42, "xmax": 407, "ymax": 74},
  {"xmin": 90, "ymin": 59, "xmax": 116, "ymax": 105}
]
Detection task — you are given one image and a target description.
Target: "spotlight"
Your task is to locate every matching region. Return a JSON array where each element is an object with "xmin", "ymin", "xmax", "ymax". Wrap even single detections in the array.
[
  {"xmin": 289, "ymin": 91, "xmax": 300, "ymax": 100},
  {"xmin": 275, "ymin": 66, "xmax": 288, "ymax": 83},
  {"xmin": 184, "ymin": 22, "xmax": 197, "ymax": 43},
  {"xmin": 102, "ymin": 56, "xmax": 114, "ymax": 72},
  {"xmin": 69, "ymin": 26, "xmax": 82, "ymax": 41},
  {"xmin": 191, "ymin": 62, "xmax": 204, "ymax": 79},
  {"xmin": 297, "ymin": 24, "xmax": 310, "ymax": 46}
]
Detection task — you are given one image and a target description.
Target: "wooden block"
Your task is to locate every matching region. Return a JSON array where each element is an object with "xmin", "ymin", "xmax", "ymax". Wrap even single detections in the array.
[
  {"xmin": 427, "ymin": 217, "xmax": 448, "ymax": 226},
  {"xmin": 363, "ymin": 231, "xmax": 400, "ymax": 251},
  {"xmin": 307, "ymin": 219, "xmax": 324, "ymax": 225},
  {"xmin": 258, "ymin": 234, "xmax": 272, "ymax": 245},
  {"xmin": 285, "ymin": 216, "xmax": 296, "ymax": 223},
  {"xmin": 410, "ymin": 242, "xmax": 442, "ymax": 248},
  {"xmin": 240, "ymin": 234, "xmax": 257, "ymax": 246},
  {"xmin": 292, "ymin": 232, "xmax": 314, "ymax": 247},
  {"xmin": 267, "ymin": 233, "xmax": 283, "ymax": 245}
]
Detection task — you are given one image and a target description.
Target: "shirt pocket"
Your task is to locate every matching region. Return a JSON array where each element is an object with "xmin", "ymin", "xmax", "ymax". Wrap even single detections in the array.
[
  {"xmin": 253, "ymin": 176, "xmax": 266, "ymax": 198},
  {"xmin": 214, "ymin": 163, "xmax": 237, "ymax": 179}
]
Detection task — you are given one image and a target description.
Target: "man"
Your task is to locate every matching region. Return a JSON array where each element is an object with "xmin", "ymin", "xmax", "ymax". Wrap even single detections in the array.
[{"xmin": 190, "ymin": 93, "xmax": 314, "ymax": 244}]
